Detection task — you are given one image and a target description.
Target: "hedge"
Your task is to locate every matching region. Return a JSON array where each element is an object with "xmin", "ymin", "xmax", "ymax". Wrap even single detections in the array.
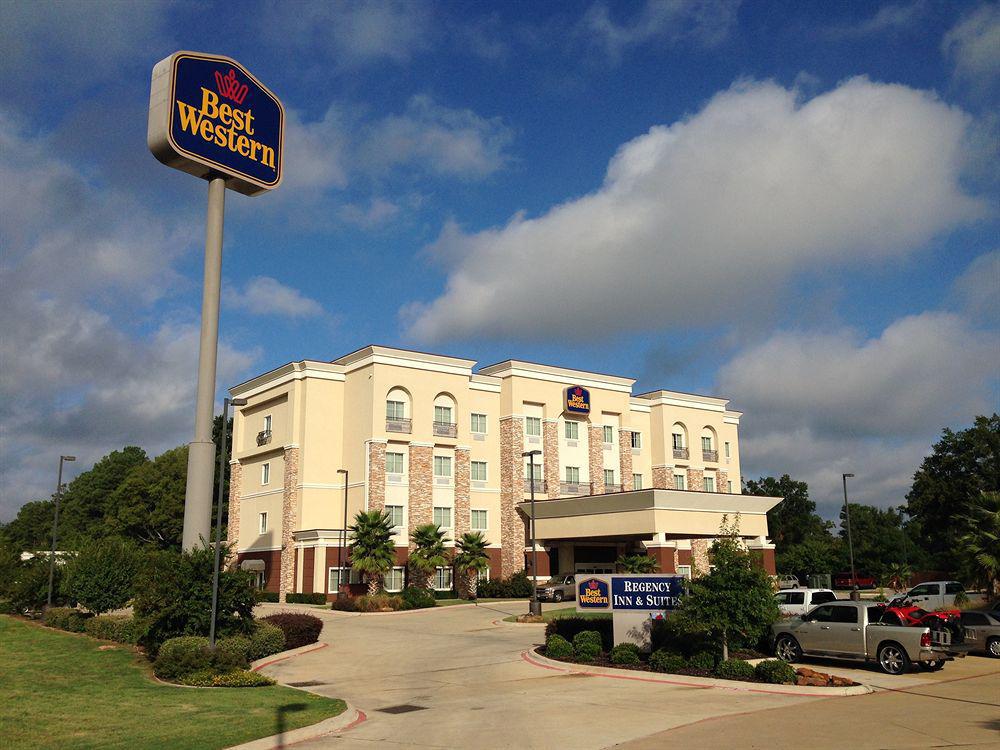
[
  {"xmin": 687, "ymin": 651, "xmax": 716, "ymax": 671},
  {"xmin": 352, "ymin": 594, "xmax": 403, "ymax": 612},
  {"xmin": 648, "ymin": 650, "xmax": 686, "ymax": 673},
  {"xmin": 476, "ymin": 571, "xmax": 533, "ymax": 598},
  {"xmin": 400, "ymin": 587, "xmax": 436, "ymax": 610},
  {"xmin": 256, "ymin": 591, "xmax": 280, "ymax": 603},
  {"xmin": 572, "ymin": 630, "xmax": 603, "ymax": 661},
  {"xmin": 545, "ymin": 617, "xmax": 613, "ymax": 650},
  {"xmin": 249, "ymin": 621, "xmax": 286, "ymax": 660},
  {"xmin": 286, "ymin": 593, "xmax": 327, "ymax": 605},
  {"xmin": 545, "ymin": 634, "xmax": 574, "ymax": 660},
  {"xmin": 714, "ymin": 659, "xmax": 755, "ymax": 681},
  {"xmin": 260, "ymin": 612, "xmax": 323, "ymax": 650},
  {"xmin": 609, "ymin": 642, "xmax": 641, "ymax": 665},
  {"xmin": 153, "ymin": 635, "xmax": 250, "ymax": 680},
  {"xmin": 84, "ymin": 614, "xmax": 143, "ymax": 644},
  {"xmin": 43, "ymin": 607, "xmax": 90, "ymax": 633},
  {"xmin": 178, "ymin": 669, "xmax": 275, "ymax": 687},
  {"xmin": 754, "ymin": 659, "xmax": 796, "ymax": 685}
]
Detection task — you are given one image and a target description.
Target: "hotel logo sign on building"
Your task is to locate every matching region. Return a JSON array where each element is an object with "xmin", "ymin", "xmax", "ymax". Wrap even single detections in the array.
[
  {"xmin": 148, "ymin": 51, "xmax": 284, "ymax": 196},
  {"xmin": 565, "ymin": 385, "xmax": 591, "ymax": 415}
]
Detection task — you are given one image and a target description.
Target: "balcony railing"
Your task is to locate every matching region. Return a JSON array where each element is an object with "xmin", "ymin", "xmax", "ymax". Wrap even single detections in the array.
[
  {"xmin": 523, "ymin": 478, "xmax": 547, "ymax": 493},
  {"xmin": 559, "ymin": 481, "xmax": 588, "ymax": 496},
  {"xmin": 386, "ymin": 417, "xmax": 412, "ymax": 434},
  {"xmin": 433, "ymin": 421, "xmax": 458, "ymax": 438},
  {"xmin": 702, "ymin": 449, "xmax": 718, "ymax": 462},
  {"xmin": 673, "ymin": 447, "xmax": 689, "ymax": 460},
  {"xmin": 603, "ymin": 483, "xmax": 623, "ymax": 493},
  {"xmin": 256, "ymin": 430, "xmax": 272, "ymax": 446}
]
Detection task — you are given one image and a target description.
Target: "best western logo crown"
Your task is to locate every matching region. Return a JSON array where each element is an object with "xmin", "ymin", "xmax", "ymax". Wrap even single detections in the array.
[{"xmin": 215, "ymin": 68, "xmax": 249, "ymax": 105}]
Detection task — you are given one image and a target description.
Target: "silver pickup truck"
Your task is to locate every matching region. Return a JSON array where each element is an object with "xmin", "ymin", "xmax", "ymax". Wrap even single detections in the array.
[{"xmin": 771, "ymin": 600, "xmax": 972, "ymax": 675}]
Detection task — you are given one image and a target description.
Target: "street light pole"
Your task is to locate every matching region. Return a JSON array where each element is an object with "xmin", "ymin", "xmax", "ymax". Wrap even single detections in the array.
[
  {"xmin": 842, "ymin": 473, "xmax": 858, "ymax": 601},
  {"xmin": 210, "ymin": 396, "xmax": 245, "ymax": 648},
  {"xmin": 47, "ymin": 455, "xmax": 76, "ymax": 608},
  {"xmin": 337, "ymin": 468, "xmax": 349, "ymax": 599},
  {"xmin": 523, "ymin": 449, "xmax": 542, "ymax": 617}
]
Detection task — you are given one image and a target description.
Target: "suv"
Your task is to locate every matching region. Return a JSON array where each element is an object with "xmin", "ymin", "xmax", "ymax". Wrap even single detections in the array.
[
  {"xmin": 536, "ymin": 574, "xmax": 576, "ymax": 602},
  {"xmin": 775, "ymin": 588, "xmax": 837, "ymax": 618}
]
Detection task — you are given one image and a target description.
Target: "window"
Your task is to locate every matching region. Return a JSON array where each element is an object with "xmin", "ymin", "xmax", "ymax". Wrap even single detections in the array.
[
  {"xmin": 434, "ymin": 405, "xmax": 453, "ymax": 424},
  {"xmin": 433, "ymin": 506, "xmax": 453, "ymax": 528},
  {"xmin": 633, "ymin": 473, "xmax": 643, "ymax": 490},
  {"xmin": 961, "ymin": 612, "xmax": 989, "ymax": 626},
  {"xmin": 909, "ymin": 583, "xmax": 936, "ymax": 596},
  {"xmin": 526, "ymin": 463, "xmax": 542, "ymax": 481},
  {"xmin": 471, "ymin": 461, "xmax": 487, "ymax": 482},
  {"xmin": 602, "ymin": 425, "xmax": 613, "ymax": 444},
  {"xmin": 674, "ymin": 473, "xmax": 686, "ymax": 490},
  {"xmin": 386, "ymin": 452, "xmax": 404, "ymax": 475},
  {"xmin": 263, "ymin": 414, "xmax": 271, "ymax": 432},
  {"xmin": 724, "ymin": 441, "xmax": 731, "ymax": 458},
  {"xmin": 434, "ymin": 567, "xmax": 454, "ymax": 591},
  {"xmin": 565, "ymin": 466, "xmax": 580, "ymax": 483},
  {"xmin": 876, "ymin": 609, "xmax": 903, "ymax": 626},
  {"xmin": 702, "ymin": 436, "xmax": 713, "ymax": 451},
  {"xmin": 812, "ymin": 591, "xmax": 837, "ymax": 605},
  {"xmin": 434, "ymin": 456, "xmax": 452, "ymax": 477},
  {"xmin": 385, "ymin": 505, "xmax": 404, "ymax": 528},
  {"xmin": 604, "ymin": 469, "xmax": 615, "ymax": 486},
  {"xmin": 677, "ymin": 565, "xmax": 692, "ymax": 578},
  {"xmin": 252, "ymin": 571, "xmax": 266, "ymax": 589},
  {"xmin": 328, "ymin": 567, "xmax": 361, "ymax": 591},
  {"xmin": 386, "ymin": 400, "xmax": 405, "ymax": 420},
  {"xmin": 383, "ymin": 567, "xmax": 404, "ymax": 592},
  {"xmin": 945, "ymin": 582, "xmax": 965, "ymax": 595},
  {"xmin": 727, "ymin": 480, "xmax": 733, "ymax": 494},
  {"xmin": 703, "ymin": 475, "xmax": 716, "ymax": 493},
  {"xmin": 631, "ymin": 432, "xmax": 641, "ymax": 449},
  {"xmin": 830, "ymin": 606, "xmax": 859, "ymax": 624},
  {"xmin": 471, "ymin": 509, "xmax": 488, "ymax": 530},
  {"xmin": 525, "ymin": 417, "xmax": 541, "ymax": 436},
  {"xmin": 471, "ymin": 413, "xmax": 487, "ymax": 434},
  {"xmin": 672, "ymin": 432, "xmax": 684, "ymax": 449},
  {"xmin": 258, "ymin": 512, "xmax": 268, "ymax": 534},
  {"xmin": 806, "ymin": 605, "xmax": 835, "ymax": 622},
  {"xmin": 261, "ymin": 463, "xmax": 270, "ymax": 485},
  {"xmin": 477, "ymin": 568, "xmax": 490, "ymax": 582},
  {"xmin": 564, "ymin": 421, "xmax": 579, "ymax": 440},
  {"xmin": 787, "ymin": 592, "xmax": 805, "ymax": 605}
]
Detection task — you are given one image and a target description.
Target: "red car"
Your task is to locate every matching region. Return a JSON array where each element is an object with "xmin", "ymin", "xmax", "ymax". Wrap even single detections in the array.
[{"xmin": 833, "ymin": 572, "xmax": 876, "ymax": 589}]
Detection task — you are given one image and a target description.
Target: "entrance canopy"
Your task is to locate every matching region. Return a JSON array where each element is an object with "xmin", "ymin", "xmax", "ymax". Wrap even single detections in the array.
[{"xmin": 518, "ymin": 488, "xmax": 780, "ymax": 541}]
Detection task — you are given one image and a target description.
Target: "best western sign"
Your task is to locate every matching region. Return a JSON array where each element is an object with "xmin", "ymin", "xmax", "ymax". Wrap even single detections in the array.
[
  {"xmin": 564, "ymin": 386, "xmax": 591, "ymax": 415},
  {"xmin": 148, "ymin": 51, "xmax": 284, "ymax": 196},
  {"xmin": 576, "ymin": 575, "xmax": 684, "ymax": 612}
]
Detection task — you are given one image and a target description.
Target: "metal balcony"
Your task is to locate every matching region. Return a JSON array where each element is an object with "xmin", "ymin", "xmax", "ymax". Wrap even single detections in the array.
[
  {"xmin": 386, "ymin": 417, "xmax": 412, "ymax": 434},
  {"xmin": 559, "ymin": 482, "xmax": 587, "ymax": 496},
  {"xmin": 523, "ymin": 478, "xmax": 547, "ymax": 493},
  {"xmin": 433, "ymin": 421, "xmax": 458, "ymax": 437},
  {"xmin": 256, "ymin": 430, "xmax": 272, "ymax": 446},
  {"xmin": 603, "ymin": 483, "xmax": 623, "ymax": 493},
  {"xmin": 672, "ymin": 447, "xmax": 689, "ymax": 460},
  {"xmin": 702, "ymin": 449, "xmax": 718, "ymax": 462}
]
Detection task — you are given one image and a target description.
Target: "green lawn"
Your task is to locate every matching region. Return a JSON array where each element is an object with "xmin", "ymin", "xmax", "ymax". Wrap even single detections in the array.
[
  {"xmin": 434, "ymin": 597, "xmax": 527, "ymax": 607},
  {"xmin": 503, "ymin": 606, "xmax": 612, "ymax": 623},
  {"xmin": 0, "ymin": 616, "xmax": 346, "ymax": 750}
]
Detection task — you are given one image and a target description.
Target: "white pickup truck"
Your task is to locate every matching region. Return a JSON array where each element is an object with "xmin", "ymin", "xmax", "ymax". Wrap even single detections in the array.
[
  {"xmin": 774, "ymin": 588, "xmax": 837, "ymax": 618},
  {"xmin": 772, "ymin": 600, "xmax": 973, "ymax": 675}
]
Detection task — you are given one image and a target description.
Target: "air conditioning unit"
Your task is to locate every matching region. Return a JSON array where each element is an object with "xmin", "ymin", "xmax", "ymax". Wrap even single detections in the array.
[
  {"xmin": 472, "ymin": 481, "xmax": 487, "ymax": 489},
  {"xmin": 473, "ymin": 433, "xmax": 486, "ymax": 441},
  {"xmin": 435, "ymin": 477, "xmax": 451, "ymax": 485},
  {"xmin": 566, "ymin": 440, "xmax": 578, "ymax": 447},
  {"xmin": 387, "ymin": 474, "xmax": 403, "ymax": 484},
  {"xmin": 528, "ymin": 436, "xmax": 541, "ymax": 444}
]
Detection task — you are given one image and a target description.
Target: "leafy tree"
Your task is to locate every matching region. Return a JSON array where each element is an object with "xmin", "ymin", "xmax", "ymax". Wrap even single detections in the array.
[
  {"xmin": 775, "ymin": 537, "xmax": 844, "ymax": 582},
  {"xmin": 838, "ymin": 503, "xmax": 926, "ymax": 579},
  {"xmin": 105, "ymin": 446, "xmax": 188, "ymax": 550},
  {"xmin": 957, "ymin": 491, "xmax": 1000, "ymax": 596},
  {"xmin": 745, "ymin": 475, "xmax": 831, "ymax": 547},
  {"xmin": 58, "ymin": 447, "xmax": 148, "ymax": 546},
  {"xmin": 616, "ymin": 553, "xmax": 658, "ymax": 573},
  {"xmin": 6, "ymin": 555, "xmax": 68, "ymax": 612},
  {"xmin": 348, "ymin": 510, "xmax": 396, "ymax": 595},
  {"xmin": 1, "ymin": 499, "xmax": 56, "ymax": 552},
  {"xmin": 885, "ymin": 562, "xmax": 912, "ymax": 591},
  {"xmin": 408, "ymin": 524, "xmax": 448, "ymax": 589},
  {"xmin": 905, "ymin": 415, "xmax": 1000, "ymax": 570},
  {"xmin": 454, "ymin": 531, "xmax": 490, "ymax": 598},
  {"xmin": 62, "ymin": 538, "xmax": 142, "ymax": 614},
  {"xmin": 674, "ymin": 516, "xmax": 780, "ymax": 661}
]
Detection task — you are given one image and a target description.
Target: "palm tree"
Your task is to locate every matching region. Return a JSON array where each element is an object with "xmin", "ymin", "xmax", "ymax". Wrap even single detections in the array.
[
  {"xmin": 348, "ymin": 510, "xmax": 396, "ymax": 596},
  {"xmin": 454, "ymin": 532, "xmax": 490, "ymax": 599},
  {"xmin": 886, "ymin": 562, "xmax": 912, "ymax": 592},
  {"xmin": 616, "ymin": 553, "xmax": 658, "ymax": 574},
  {"xmin": 408, "ymin": 524, "xmax": 448, "ymax": 590},
  {"xmin": 958, "ymin": 491, "xmax": 1000, "ymax": 598}
]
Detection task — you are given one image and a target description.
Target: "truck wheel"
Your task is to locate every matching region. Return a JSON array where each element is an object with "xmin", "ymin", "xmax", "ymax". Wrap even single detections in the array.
[
  {"xmin": 988, "ymin": 637, "xmax": 1000, "ymax": 658},
  {"xmin": 774, "ymin": 635, "xmax": 801, "ymax": 662},
  {"xmin": 553, "ymin": 591, "xmax": 564, "ymax": 602},
  {"xmin": 877, "ymin": 643, "xmax": 911, "ymax": 675},
  {"xmin": 918, "ymin": 659, "xmax": 945, "ymax": 671}
]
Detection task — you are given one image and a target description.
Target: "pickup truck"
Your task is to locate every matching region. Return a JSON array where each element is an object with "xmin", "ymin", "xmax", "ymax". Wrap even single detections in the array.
[
  {"xmin": 771, "ymin": 600, "xmax": 973, "ymax": 675},
  {"xmin": 901, "ymin": 581, "xmax": 966, "ymax": 610},
  {"xmin": 833, "ymin": 571, "xmax": 877, "ymax": 589},
  {"xmin": 774, "ymin": 588, "xmax": 837, "ymax": 618}
]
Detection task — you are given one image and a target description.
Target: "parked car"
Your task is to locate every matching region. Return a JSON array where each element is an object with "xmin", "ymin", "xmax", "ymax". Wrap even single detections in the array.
[
  {"xmin": 833, "ymin": 571, "xmax": 877, "ymax": 589},
  {"xmin": 536, "ymin": 574, "xmax": 576, "ymax": 602},
  {"xmin": 775, "ymin": 588, "xmax": 837, "ymax": 618},
  {"xmin": 771, "ymin": 600, "xmax": 973, "ymax": 675},
  {"xmin": 776, "ymin": 574, "xmax": 800, "ymax": 590},
  {"xmin": 901, "ymin": 581, "xmax": 966, "ymax": 610},
  {"xmin": 959, "ymin": 611, "xmax": 1000, "ymax": 658}
]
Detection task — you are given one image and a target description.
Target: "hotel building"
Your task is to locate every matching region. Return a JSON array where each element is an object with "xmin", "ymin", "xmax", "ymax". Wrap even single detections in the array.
[{"xmin": 226, "ymin": 345, "xmax": 779, "ymax": 600}]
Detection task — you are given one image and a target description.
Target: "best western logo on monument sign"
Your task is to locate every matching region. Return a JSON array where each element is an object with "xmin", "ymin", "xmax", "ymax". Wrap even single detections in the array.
[{"xmin": 148, "ymin": 51, "xmax": 284, "ymax": 196}]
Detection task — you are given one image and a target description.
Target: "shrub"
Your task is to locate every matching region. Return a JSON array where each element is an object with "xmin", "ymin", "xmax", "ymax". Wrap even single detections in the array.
[
  {"xmin": 545, "ymin": 617, "xmax": 613, "ymax": 650},
  {"xmin": 544, "ymin": 634, "xmax": 574, "ymax": 660},
  {"xmin": 286, "ymin": 593, "xmax": 327, "ymax": 605},
  {"xmin": 260, "ymin": 612, "xmax": 323, "ymax": 650},
  {"xmin": 714, "ymin": 658, "xmax": 755, "ymax": 681},
  {"xmin": 572, "ymin": 630, "xmax": 603, "ymax": 661},
  {"xmin": 154, "ymin": 636, "xmax": 212, "ymax": 680},
  {"xmin": 330, "ymin": 597, "xmax": 357, "ymax": 612},
  {"xmin": 85, "ymin": 615, "xmax": 142, "ymax": 644},
  {"xmin": 248, "ymin": 621, "xmax": 286, "ymax": 660},
  {"xmin": 133, "ymin": 544, "xmax": 256, "ymax": 652},
  {"xmin": 754, "ymin": 659, "xmax": 796, "ymax": 685},
  {"xmin": 477, "ymin": 570, "xmax": 533, "ymax": 598},
  {"xmin": 62, "ymin": 539, "xmax": 141, "ymax": 615},
  {"xmin": 215, "ymin": 635, "xmax": 252, "ymax": 669},
  {"xmin": 43, "ymin": 607, "xmax": 90, "ymax": 632},
  {"xmin": 609, "ymin": 642, "xmax": 641, "ymax": 665},
  {"xmin": 433, "ymin": 589, "xmax": 459, "ymax": 600},
  {"xmin": 8, "ymin": 557, "xmax": 67, "ymax": 612},
  {"xmin": 353, "ymin": 594, "xmax": 403, "ymax": 612},
  {"xmin": 648, "ymin": 649, "xmax": 686, "ymax": 673},
  {"xmin": 256, "ymin": 591, "xmax": 280, "ymax": 603},
  {"xmin": 400, "ymin": 586, "xmax": 436, "ymax": 610},
  {"xmin": 179, "ymin": 669, "xmax": 276, "ymax": 687},
  {"xmin": 687, "ymin": 651, "xmax": 717, "ymax": 671}
]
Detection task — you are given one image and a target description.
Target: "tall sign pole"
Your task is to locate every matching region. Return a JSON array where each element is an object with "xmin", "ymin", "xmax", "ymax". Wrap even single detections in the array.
[{"xmin": 148, "ymin": 51, "xmax": 284, "ymax": 549}]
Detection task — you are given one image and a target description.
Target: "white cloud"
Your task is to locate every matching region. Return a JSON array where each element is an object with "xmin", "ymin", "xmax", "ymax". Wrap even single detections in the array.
[
  {"xmin": 951, "ymin": 249, "xmax": 1000, "ymax": 325},
  {"xmin": 826, "ymin": 1, "xmax": 926, "ymax": 38},
  {"xmin": 224, "ymin": 276, "xmax": 324, "ymax": 318},
  {"xmin": 715, "ymin": 312, "xmax": 999, "ymax": 514},
  {"xmin": 282, "ymin": 107, "xmax": 351, "ymax": 193},
  {"xmin": 942, "ymin": 3, "xmax": 1000, "ymax": 89},
  {"xmin": 404, "ymin": 78, "xmax": 985, "ymax": 343},
  {"xmin": 339, "ymin": 197, "xmax": 401, "ymax": 228}
]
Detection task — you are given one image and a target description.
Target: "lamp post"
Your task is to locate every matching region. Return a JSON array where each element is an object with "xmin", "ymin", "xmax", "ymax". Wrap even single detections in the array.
[
  {"xmin": 523, "ymin": 449, "xmax": 542, "ymax": 617},
  {"xmin": 47, "ymin": 455, "xmax": 76, "ymax": 608},
  {"xmin": 337, "ymin": 468, "xmax": 349, "ymax": 599},
  {"xmin": 209, "ymin": 396, "xmax": 246, "ymax": 648},
  {"xmin": 842, "ymin": 473, "xmax": 859, "ymax": 601}
]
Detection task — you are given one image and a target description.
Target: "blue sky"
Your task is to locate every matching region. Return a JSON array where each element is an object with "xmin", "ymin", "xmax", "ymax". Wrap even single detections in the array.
[{"xmin": 2, "ymin": 0, "xmax": 997, "ymax": 520}]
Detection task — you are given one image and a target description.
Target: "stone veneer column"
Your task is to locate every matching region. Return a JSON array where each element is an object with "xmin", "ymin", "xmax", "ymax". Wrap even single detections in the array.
[
  {"xmin": 686, "ymin": 468, "xmax": 704, "ymax": 492},
  {"xmin": 619, "ymin": 429, "xmax": 634, "ymax": 491},
  {"xmin": 454, "ymin": 447, "xmax": 471, "ymax": 538},
  {"xmin": 499, "ymin": 416, "xmax": 525, "ymax": 577},
  {"xmin": 367, "ymin": 441, "xmax": 386, "ymax": 513},
  {"xmin": 690, "ymin": 539, "xmax": 710, "ymax": 577},
  {"xmin": 225, "ymin": 460, "xmax": 242, "ymax": 565},
  {"xmin": 717, "ymin": 469, "xmax": 729, "ymax": 493},
  {"xmin": 543, "ymin": 420, "xmax": 560, "ymax": 499},
  {"xmin": 588, "ymin": 424, "xmax": 604, "ymax": 494},
  {"xmin": 652, "ymin": 465, "xmax": 670, "ymax": 489},
  {"xmin": 279, "ymin": 446, "xmax": 300, "ymax": 603},
  {"xmin": 408, "ymin": 444, "xmax": 433, "ymax": 535}
]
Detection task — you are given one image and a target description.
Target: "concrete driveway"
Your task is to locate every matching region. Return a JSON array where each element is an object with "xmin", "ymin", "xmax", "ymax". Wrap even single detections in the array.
[{"xmin": 257, "ymin": 602, "xmax": 1000, "ymax": 749}]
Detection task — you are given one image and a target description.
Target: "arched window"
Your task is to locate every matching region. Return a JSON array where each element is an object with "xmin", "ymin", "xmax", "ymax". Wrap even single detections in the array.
[
  {"xmin": 701, "ymin": 427, "xmax": 718, "ymax": 461},
  {"xmin": 433, "ymin": 393, "xmax": 457, "ymax": 437},
  {"xmin": 671, "ymin": 423, "xmax": 688, "ymax": 458},
  {"xmin": 386, "ymin": 387, "xmax": 411, "ymax": 433}
]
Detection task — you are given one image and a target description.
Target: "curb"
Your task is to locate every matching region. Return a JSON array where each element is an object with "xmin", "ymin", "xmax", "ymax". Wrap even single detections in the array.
[
  {"xmin": 522, "ymin": 649, "xmax": 874, "ymax": 697},
  {"xmin": 493, "ymin": 618, "xmax": 546, "ymax": 627},
  {"xmin": 225, "ymin": 703, "xmax": 365, "ymax": 750},
  {"xmin": 251, "ymin": 642, "xmax": 328, "ymax": 671}
]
